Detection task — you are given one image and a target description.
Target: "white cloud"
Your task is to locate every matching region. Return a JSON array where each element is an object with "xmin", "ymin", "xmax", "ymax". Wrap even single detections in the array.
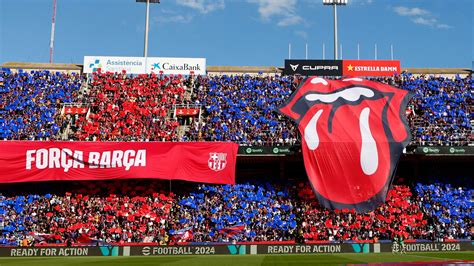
[
  {"xmin": 294, "ymin": 30, "xmax": 308, "ymax": 39},
  {"xmin": 155, "ymin": 14, "xmax": 194, "ymax": 24},
  {"xmin": 349, "ymin": 0, "xmax": 374, "ymax": 4},
  {"xmin": 436, "ymin": 24, "xmax": 451, "ymax": 29},
  {"xmin": 278, "ymin": 15, "xmax": 303, "ymax": 26},
  {"xmin": 393, "ymin": 6, "xmax": 429, "ymax": 16},
  {"xmin": 248, "ymin": 0, "xmax": 303, "ymax": 27},
  {"xmin": 154, "ymin": 9, "xmax": 194, "ymax": 24},
  {"xmin": 176, "ymin": 0, "xmax": 225, "ymax": 14},
  {"xmin": 412, "ymin": 17, "xmax": 436, "ymax": 26},
  {"xmin": 393, "ymin": 6, "xmax": 451, "ymax": 30}
]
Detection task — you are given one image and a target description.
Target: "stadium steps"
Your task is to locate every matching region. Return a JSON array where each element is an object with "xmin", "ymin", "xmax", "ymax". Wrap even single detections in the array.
[
  {"xmin": 184, "ymin": 90, "xmax": 192, "ymax": 101},
  {"xmin": 61, "ymin": 123, "xmax": 71, "ymax": 140},
  {"xmin": 177, "ymin": 125, "xmax": 189, "ymax": 139}
]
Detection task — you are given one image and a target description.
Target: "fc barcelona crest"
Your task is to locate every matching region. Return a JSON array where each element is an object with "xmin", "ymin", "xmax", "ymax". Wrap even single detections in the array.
[{"xmin": 208, "ymin": 152, "xmax": 227, "ymax": 172}]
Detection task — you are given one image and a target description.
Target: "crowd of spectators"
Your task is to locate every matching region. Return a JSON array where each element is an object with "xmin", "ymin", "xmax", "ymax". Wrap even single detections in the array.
[
  {"xmin": 1, "ymin": 179, "xmax": 471, "ymax": 246},
  {"xmin": 183, "ymin": 75, "xmax": 300, "ymax": 145},
  {"xmin": 296, "ymin": 184, "xmax": 428, "ymax": 242},
  {"xmin": 68, "ymin": 72, "xmax": 185, "ymax": 141},
  {"xmin": 0, "ymin": 69, "xmax": 82, "ymax": 140},
  {"xmin": 1, "ymin": 180, "xmax": 172, "ymax": 246},
  {"xmin": 169, "ymin": 183, "xmax": 297, "ymax": 242},
  {"xmin": 400, "ymin": 74, "xmax": 473, "ymax": 146},
  {"xmin": 415, "ymin": 183, "xmax": 472, "ymax": 240},
  {"xmin": 0, "ymin": 68, "xmax": 471, "ymax": 146}
]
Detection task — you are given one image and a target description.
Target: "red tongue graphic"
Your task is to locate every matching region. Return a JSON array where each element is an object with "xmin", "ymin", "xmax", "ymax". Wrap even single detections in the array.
[
  {"xmin": 279, "ymin": 77, "xmax": 412, "ymax": 212},
  {"xmin": 298, "ymin": 98, "xmax": 390, "ymax": 205}
]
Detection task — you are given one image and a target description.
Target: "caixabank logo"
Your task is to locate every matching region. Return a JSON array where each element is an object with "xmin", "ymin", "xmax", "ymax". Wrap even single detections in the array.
[
  {"xmin": 99, "ymin": 246, "xmax": 119, "ymax": 256},
  {"xmin": 149, "ymin": 61, "xmax": 202, "ymax": 73}
]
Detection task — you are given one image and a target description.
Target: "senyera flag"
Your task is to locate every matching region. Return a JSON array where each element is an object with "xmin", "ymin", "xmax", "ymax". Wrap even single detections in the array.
[
  {"xmin": 0, "ymin": 141, "xmax": 238, "ymax": 184},
  {"xmin": 278, "ymin": 77, "xmax": 412, "ymax": 212}
]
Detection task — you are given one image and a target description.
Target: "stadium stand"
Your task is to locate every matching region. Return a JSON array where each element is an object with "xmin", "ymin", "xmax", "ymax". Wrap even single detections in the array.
[
  {"xmin": 0, "ymin": 68, "xmax": 472, "ymax": 146},
  {"xmin": 170, "ymin": 183, "xmax": 297, "ymax": 242},
  {"xmin": 0, "ymin": 180, "xmax": 172, "ymax": 245},
  {"xmin": 1, "ymin": 179, "xmax": 472, "ymax": 246},
  {"xmin": 66, "ymin": 72, "xmax": 184, "ymax": 141},
  {"xmin": 415, "ymin": 183, "xmax": 472, "ymax": 240},
  {"xmin": 400, "ymin": 73, "xmax": 473, "ymax": 146},
  {"xmin": 0, "ymin": 68, "xmax": 472, "ymax": 246},
  {"xmin": 0, "ymin": 69, "xmax": 82, "ymax": 140},
  {"xmin": 183, "ymin": 75, "xmax": 300, "ymax": 145},
  {"xmin": 298, "ymin": 184, "xmax": 428, "ymax": 242}
]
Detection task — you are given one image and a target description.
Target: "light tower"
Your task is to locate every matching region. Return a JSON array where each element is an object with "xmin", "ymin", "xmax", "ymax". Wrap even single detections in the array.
[
  {"xmin": 323, "ymin": 0, "xmax": 348, "ymax": 60},
  {"xmin": 136, "ymin": 0, "xmax": 160, "ymax": 57},
  {"xmin": 49, "ymin": 0, "xmax": 57, "ymax": 63}
]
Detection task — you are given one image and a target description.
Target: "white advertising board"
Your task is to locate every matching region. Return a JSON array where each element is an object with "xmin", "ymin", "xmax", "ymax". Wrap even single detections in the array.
[{"xmin": 83, "ymin": 56, "xmax": 206, "ymax": 75}]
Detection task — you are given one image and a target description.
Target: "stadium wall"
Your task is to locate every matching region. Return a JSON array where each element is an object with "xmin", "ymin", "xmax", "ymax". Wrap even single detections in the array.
[
  {"xmin": 2, "ymin": 62, "xmax": 472, "ymax": 76},
  {"xmin": 1, "ymin": 242, "xmax": 472, "ymax": 257}
]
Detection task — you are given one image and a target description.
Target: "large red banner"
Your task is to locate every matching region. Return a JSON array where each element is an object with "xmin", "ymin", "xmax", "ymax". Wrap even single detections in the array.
[
  {"xmin": 0, "ymin": 141, "xmax": 238, "ymax": 184},
  {"xmin": 279, "ymin": 77, "xmax": 411, "ymax": 212},
  {"xmin": 343, "ymin": 60, "xmax": 401, "ymax": 77}
]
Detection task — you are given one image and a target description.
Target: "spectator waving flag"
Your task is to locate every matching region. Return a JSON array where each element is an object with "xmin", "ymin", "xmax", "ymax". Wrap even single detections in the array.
[
  {"xmin": 219, "ymin": 224, "xmax": 245, "ymax": 237},
  {"xmin": 171, "ymin": 227, "xmax": 193, "ymax": 242}
]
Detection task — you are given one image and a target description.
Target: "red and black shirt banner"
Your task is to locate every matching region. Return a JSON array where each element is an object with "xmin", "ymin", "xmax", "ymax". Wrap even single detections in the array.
[
  {"xmin": 283, "ymin": 60, "xmax": 400, "ymax": 77},
  {"xmin": 278, "ymin": 77, "xmax": 411, "ymax": 212},
  {"xmin": 0, "ymin": 141, "xmax": 238, "ymax": 184}
]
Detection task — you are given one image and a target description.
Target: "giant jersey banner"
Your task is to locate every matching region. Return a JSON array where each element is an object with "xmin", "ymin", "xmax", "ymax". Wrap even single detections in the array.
[
  {"xmin": 279, "ymin": 77, "xmax": 412, "ymax": 212},
  {"xmin": 0, "ymin": 141, "xmax": 237, "ymax": 184}
]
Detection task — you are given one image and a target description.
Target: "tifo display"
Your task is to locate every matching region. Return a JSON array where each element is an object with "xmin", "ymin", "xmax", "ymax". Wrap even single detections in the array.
[
  {"xmin": 0, "ymin": 67, "xmax": 472, "ymax": 251},
  {"xmin": 0, "ymin": 180, "xmax": 472, "ymax": 245},
  {"xmin": 0, "ymin": 69, "xmax": 471, "ymax": 147}
]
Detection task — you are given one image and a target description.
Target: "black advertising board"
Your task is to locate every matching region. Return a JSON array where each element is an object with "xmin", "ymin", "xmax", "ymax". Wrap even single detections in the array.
[
  {"xmin": 256, "ymin": 243, "xmax": 369, "ymax": 254},
  {"xmin": 129, "ymin": 245, "xmax": 248, "ymax": 256},
  {"xmin": 0, "ymin": 246, "xmax": 120, "ymax": 257},
  {"xmin": 379, "ymin": 242, "xmax": 472, "ymax": 253},
  {"xmin": 238, "ymin": 146, "xmax": 294, "ymax": 155},
  {"xmin": 415, "ymin": 146, "xmax": 474, "ymax": 155},
  {"xmin": 0, "ymin": 242, "xmax": 472, "ymax": 257},
  {"xmin": 283, "ymin": 60, "xmax": 343, "ymax": 76}
]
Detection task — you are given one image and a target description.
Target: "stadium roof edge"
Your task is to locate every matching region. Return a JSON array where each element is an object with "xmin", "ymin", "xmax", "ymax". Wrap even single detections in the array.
[
  {"xmin": 2, "ymin": 62, "xmax": 82, "ymax": 71},
  {"xmin": 1, "ymin": 62, "xmax": 472, "ymax": 75}
]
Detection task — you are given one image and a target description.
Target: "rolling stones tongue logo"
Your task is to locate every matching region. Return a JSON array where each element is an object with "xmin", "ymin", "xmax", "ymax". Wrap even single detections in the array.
[{"xmin": 279, "ymin": 77, "xmax": 412, "ymax": 212}]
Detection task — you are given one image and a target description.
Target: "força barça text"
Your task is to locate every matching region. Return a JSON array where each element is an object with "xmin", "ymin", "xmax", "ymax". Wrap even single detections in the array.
[{"xmin": 25, "ymin": 148, "xmax": 146, "ymax": 172}]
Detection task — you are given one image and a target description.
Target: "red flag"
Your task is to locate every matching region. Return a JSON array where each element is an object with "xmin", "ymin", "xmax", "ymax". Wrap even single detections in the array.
[
  {"xmin": 77, "ymin": 233, "xmax": 92, "ymax": 243},
  {"xmin": 219, "ymin": 224, "xmax": 245, "ymax": 237}
]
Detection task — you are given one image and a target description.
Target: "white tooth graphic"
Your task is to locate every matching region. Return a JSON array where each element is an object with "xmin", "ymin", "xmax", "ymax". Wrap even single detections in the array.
[
  {"xmin": 310, "ymin": 77, "xmax": 328, "ymax": 85},
  {"xmin": 304, "ymin": 109, "xmax": 324, "ymax": 150},
  {"xmin": 343, "ymin": 78, "xmax": 363, "ymax": 82},
  {"xmin": 359, "ymin": 107, "xmax": 378, "ymax": 175},
  {"xmin": 305, "ymin": 87, "xmax": 374, "ymax": 103}
]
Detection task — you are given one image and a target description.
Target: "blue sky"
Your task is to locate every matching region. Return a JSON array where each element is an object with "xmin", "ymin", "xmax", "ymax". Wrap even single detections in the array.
[{"xmin": 0, "ymin": 0, "xmax": 472, "ymax": 68}]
